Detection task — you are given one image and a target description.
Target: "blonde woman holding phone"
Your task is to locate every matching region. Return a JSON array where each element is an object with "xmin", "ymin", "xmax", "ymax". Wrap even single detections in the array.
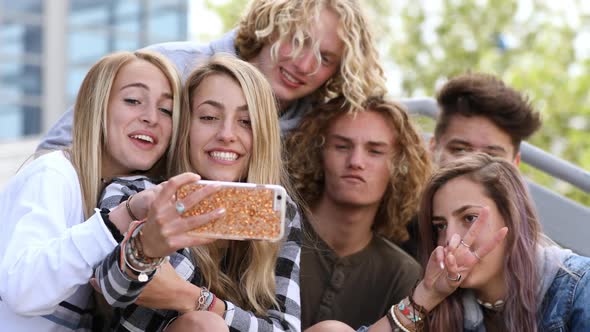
[{"xmin": 94, "ymin": 54, "xmax": 302, "ymax": 332}]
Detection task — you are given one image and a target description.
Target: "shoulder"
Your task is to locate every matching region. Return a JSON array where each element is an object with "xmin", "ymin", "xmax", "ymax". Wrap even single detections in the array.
[
  {"xmin": 542, "ymin": 254, "xmax": 590, "ymax": 330},
  {"xmin": 560, "ymin": 254, "xmax": 590, "ymax": 297},
  {"xmin": 143, "ymin": 32, "xmax": 237, "ymax": 78},
  {"xmin": 8, "ymin": 151, "xmax": 76, "ymax": 187}
]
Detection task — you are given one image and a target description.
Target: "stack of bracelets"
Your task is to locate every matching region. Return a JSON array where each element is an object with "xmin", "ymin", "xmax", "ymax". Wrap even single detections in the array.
[
  {"xmin": 386, "ymin": 285, "xmax": 428, "ymax": 332},
  {"xmin": 120, "ymin": 220, "xmax": 166, "ymax": 282},
  {"xmin": 195, "ymin": 286, "xmax": 218, "ymax": 311}
]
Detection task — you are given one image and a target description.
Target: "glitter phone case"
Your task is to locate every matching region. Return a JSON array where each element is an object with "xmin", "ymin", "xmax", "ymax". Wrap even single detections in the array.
[{"xmin": 176, "ymin": 180, "xmax": 287, "ymax": 242}]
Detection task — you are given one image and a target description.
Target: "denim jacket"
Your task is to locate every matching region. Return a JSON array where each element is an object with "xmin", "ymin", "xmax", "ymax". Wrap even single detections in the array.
[{"xmin": 464, "ymin": 246, "xmax": 590, "ymax": 331}]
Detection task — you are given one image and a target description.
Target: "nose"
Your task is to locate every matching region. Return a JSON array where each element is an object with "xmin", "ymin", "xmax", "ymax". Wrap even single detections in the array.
[
  {"xmin": 216, "ymin": 119, "xmax": 237, "ymax": 143},
  {"xmin": 293, "ymin": 49, "xmax": 318, "ymax": 75},
  {"xmin": 140, "ymin": 104, "xmax": 159, "ymax": 125},
  {"xmin": 443, "ymin": 222, "xmax": 463, "ymax": 245},
  {"xmin": 347, "ymin": 147, "xmax": 366, "ymax": 170}
]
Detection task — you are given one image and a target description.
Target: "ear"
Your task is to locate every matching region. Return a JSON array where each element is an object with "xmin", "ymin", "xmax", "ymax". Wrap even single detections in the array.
[
  {"xmin": 428, "ymin": 136, "xmax": 437, "ymax": 155},
  {"xmin": 428, "ymin": 136, "xmax": 438, "ymax": 160},
  {"xmin": 513, "ymin": 152, "xmax": 521, "ymax": 167}
]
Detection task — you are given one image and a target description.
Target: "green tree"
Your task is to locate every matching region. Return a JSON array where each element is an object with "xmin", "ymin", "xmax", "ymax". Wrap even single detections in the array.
[
  {"xmin": 386, "ymin": 0, "xmax": 590, "ymax": 206},
  {"xmin": 203, "ymin": 0, "xmax": 590, "ymax": 206}
]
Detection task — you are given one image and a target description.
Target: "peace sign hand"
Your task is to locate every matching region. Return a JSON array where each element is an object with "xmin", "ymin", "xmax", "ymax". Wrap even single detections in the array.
[{"xmin": 414, "ymin": 207, "xmax": 508, "ymax": 311}]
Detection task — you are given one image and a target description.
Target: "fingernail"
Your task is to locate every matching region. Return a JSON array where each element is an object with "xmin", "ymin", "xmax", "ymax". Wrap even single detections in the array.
[
  {"xmin": 217, "ymin": 208, "xmax": 226, "ymax": 215},
  {"xmin": 440, "ymin": 261, "xmax": 445, "ymax": 269}
]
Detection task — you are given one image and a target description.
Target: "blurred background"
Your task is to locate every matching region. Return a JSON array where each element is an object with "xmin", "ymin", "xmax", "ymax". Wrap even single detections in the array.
[{"xmin": 1, "ymin": 0, "xmax": 589, "ymax": 207}]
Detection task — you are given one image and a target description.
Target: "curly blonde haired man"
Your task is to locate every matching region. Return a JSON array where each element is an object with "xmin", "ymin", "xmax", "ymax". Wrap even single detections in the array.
[
  {"xmin": 285, "ymin": 97, "xmax": 432, "ymax": 330},
  {"xmin": 39, "ymin": 0, "xmax": 386, "ymax": 150}
]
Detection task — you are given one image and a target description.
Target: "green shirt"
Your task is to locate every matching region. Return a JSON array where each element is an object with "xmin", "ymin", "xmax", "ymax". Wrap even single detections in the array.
[{"xmin": 300, "ymin": 218, "xmax": 422, "ymax": 329}]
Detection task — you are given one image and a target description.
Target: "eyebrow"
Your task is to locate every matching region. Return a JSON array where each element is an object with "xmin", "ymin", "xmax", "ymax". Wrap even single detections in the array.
[
  {"xmin": 195, "ymin": 100, "xmax": 248, "ymax": 112},
  {"xmin": 121, "ymin": 82, "xmax": 173, "ymax": 99},
  {"xmin": 447, "ymin": 139, "xmax": 507, "ymax": 153},
  {"xmin": 331, "ymin": 134, "xmax": 390, "ymax": 147},
  {"xmin": 432, "ymin": 204, "xmax": 484, "ymax": 222}
]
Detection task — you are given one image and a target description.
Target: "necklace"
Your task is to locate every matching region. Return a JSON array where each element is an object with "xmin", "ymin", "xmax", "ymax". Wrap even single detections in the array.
[{"xmin": 476, "ymin": 298, "xmax": 505, "ymax": 311}]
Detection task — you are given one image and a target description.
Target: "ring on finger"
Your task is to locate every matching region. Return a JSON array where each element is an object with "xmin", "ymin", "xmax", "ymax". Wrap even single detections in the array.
[
  {"xmin": 472, "ymin": 250, "xmax": 482, "ymax": 261},
  {"xmin": 460, "ymin": 239, "xmax": 471, "ymax": 249},
  {"xmin": 446, "ymin": 273, "xmax": 462, "ymax": 282},
  {"xmin": 175, "ymin": 201, "xmax": 186, "ymax": 215}
]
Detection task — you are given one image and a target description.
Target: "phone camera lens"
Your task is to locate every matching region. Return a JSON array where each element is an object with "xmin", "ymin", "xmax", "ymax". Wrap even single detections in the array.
[{"xmin": 277, "ymin": 195, "xmax": 282, "ymax": 200}]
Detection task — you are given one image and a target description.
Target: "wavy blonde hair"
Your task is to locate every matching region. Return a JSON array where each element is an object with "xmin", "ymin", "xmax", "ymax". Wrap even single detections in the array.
[
  {"xmin": 285, "ymin": 96, "xmax": 431, "ymax": 243},
  {"xmin": 69, "ymin": 51, "xmax": 182, "ymax": 218},
  {"xmin": 235, "ymin": 0, "xmax": 386, "ymax": 110},
  {"xmin": 171, "ymin": 54, "xmax": 288, "ymax": 315}
]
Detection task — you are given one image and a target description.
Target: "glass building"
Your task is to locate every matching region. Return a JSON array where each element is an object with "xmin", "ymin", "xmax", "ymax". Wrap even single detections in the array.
[{"xmin": 0, "ymin": 0, "xmax": 189, "ymax": 141}]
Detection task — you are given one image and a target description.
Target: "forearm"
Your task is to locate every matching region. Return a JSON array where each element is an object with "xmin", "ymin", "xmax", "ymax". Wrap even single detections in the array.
[
  {"xmin": 379, "ymin": 281, "xmax": 447, "ymax": 332},
  {"xmin": 0, "ymin": 211, "xmax": 117, "ymax": 315}
]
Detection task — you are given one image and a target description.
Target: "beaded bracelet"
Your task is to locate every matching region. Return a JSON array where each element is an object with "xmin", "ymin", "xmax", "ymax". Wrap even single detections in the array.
[
  {"xmin": 397, "ymin": 297, "xmax": 422, "ymax": 323},
  {"xmin": 390, "ymin": 305, "xmax": 411, "ymax": 332},
  {"xmin": 208, "ymin": 293, "xmax": 217, "ymax": 311},
  {"xmin": 386, "ymin": 305, "xmax": 402, "ymax": 332},
  {"xmin": 195, "ymin": 287, "xmax": 215, "ymax": 311},
  {"xmin": 121, "ymin": 221, "xmax": 165, "ymax": 282}
]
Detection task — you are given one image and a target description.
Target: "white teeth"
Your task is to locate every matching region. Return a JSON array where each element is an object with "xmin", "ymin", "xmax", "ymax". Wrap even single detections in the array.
[
  {"xmin": 281, "ymin": 68, "xmax": 302, "ymax": 84},
  {"xmin": 210, "ymin": 151, "xmax": 238, "ymax": 161},
  {"xmin": 130, "ymin": 134, "xmax": 154, "ymax": 143}
]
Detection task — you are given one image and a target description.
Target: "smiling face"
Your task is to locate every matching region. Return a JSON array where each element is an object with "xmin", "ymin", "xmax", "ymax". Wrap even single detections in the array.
[
  {"xmin": 431, "ymin": 175, "xmax": 507, "ymax": 292},
  {"xmin": 321, "ymin": 111, "xmax": 396, "ymax": 208},
  {"xmin": 431, "ymin": 115, "xmax": 519, "ymax": 166},
  {"xmin": 249, "ymin": 7, "xmax": 344, "ymax": 110},
  {"xmin": 189, "ymin": 73, "xmax": 252, "ymax": 182},
  {"xmin": 102, "ymin": 59, "xmax": 173, "ymax": 177}
]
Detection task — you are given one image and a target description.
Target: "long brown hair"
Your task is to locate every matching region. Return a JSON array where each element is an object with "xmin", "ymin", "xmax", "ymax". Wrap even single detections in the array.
[{"xmin": 418, "ymin": 153, "xmax": 541, "ymax": 331}]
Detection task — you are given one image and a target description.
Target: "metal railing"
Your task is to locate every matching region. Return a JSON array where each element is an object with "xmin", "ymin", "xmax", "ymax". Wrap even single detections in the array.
[{"xmin": 401, "ymin": 97, "xmax": 590, "ymax": 256}]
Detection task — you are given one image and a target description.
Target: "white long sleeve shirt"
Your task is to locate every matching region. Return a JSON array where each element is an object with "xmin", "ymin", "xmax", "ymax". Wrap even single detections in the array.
[{"xmin": 0, "ymin": 151, "xmax": 118, "ymax": 331}]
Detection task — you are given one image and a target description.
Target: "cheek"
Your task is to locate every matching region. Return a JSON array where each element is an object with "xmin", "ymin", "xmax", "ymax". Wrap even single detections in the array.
[
  {"xmin": 321, "ymin": 151, "xmax": 341, "ymax": 174},
  {"xmin": 310, "ymin": 67, "xmax": 337, "ymax": 84},
  {"xmin": 276, "ymin": 42, "xmax": 295, "ymax": 60},
  {"xmin": 240, "ymin": 129, "xmax": 253, "ymax": 155},
  {"xmin": 162, "ymin": 118, "xmax": 173, "ymax": 141}
]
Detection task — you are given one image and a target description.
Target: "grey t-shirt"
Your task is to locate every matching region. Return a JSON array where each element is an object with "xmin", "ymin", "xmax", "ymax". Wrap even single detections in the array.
[{"xmin": 37, "ymin": 30, "xmax": 310, "ymax": 151}]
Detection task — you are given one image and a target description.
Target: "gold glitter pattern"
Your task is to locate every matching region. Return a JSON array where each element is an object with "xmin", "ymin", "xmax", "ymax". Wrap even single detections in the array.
[{"xmin": 177, "ymin": 184, "xmax": 282, "ymax": 241}]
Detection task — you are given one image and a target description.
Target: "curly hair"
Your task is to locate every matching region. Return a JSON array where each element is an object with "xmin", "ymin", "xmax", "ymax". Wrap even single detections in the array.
[
  {"xmin": 235, "ymin": 0, "xmax": 386, "ymax": 110},
  {"xmin": 435, "ymin": 72, "xmax": 542, "ymax": 153},
  {"xmin": 285, "ymin": 97, "xmax": 432, "ymax": 243}
]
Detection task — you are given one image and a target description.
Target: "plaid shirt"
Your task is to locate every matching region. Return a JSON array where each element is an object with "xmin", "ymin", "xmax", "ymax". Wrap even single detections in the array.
[{"xmin": 94, "ymin": 176, "xmax": 302, "ymax": 332}]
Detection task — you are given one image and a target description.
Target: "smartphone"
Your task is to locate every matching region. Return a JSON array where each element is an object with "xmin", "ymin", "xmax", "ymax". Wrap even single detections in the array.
[{"xmin": 176, "ymin": 180, "xmax": 287, "ymax": 241}]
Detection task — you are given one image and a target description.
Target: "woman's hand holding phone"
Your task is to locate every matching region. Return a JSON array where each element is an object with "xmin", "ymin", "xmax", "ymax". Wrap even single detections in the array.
[{"xmin": 138, "ymin": 172, "xmax": 225, "ymax": 259}]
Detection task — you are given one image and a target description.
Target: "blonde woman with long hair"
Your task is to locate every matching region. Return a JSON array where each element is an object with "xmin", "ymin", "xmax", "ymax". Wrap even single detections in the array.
[
  {"xmin": 0, "ymin": 50, "xmax": 182, "ymax": 331},
  {"xmin": 94, "ymin": 54, "xmax": 302, "ymax": 332}
]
